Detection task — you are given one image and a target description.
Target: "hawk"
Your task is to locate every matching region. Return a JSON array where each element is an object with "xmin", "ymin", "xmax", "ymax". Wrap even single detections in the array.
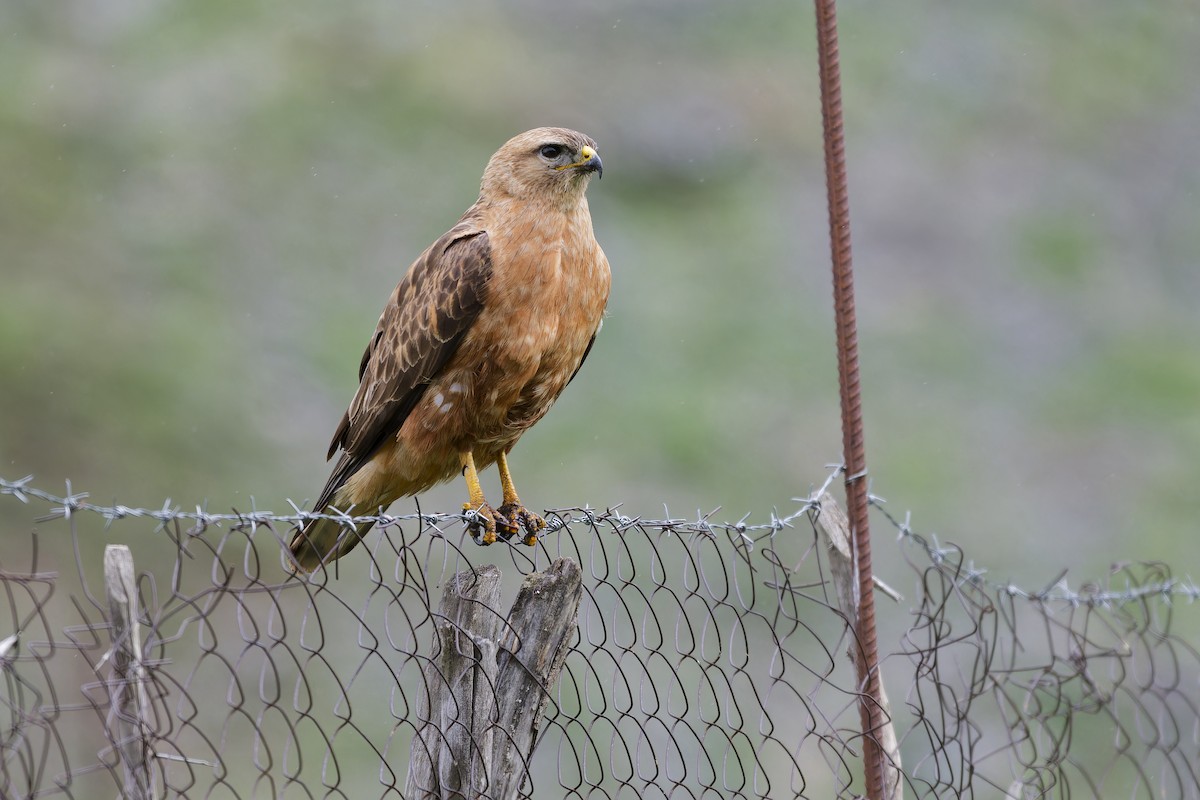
[{"xmin": 288, "ymin": 128, "xmax": 610, "ymax": 571}]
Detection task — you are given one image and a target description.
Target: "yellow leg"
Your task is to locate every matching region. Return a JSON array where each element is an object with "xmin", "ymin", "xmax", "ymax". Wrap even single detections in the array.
[
  {"xmin": 496, "ymin": 451, "xmax": 546, "ymax": 547},
  {"xmin": 497, "ymin": 451, "xmax": 521, "ymax": 507},
  {"xmin": 460, "ymin": 451, "xmax": 487, "ymax": 508},
  {"xmin": 460, "ymin": 451, "xmax": 498, "ymax": 544}
]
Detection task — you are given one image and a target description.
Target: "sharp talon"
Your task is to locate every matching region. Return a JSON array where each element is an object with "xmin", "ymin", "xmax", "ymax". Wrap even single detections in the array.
[
  {"xmin": 499, "ymin": 504, "xmax": 546, "ymax": 547},
  {"xmin": 495, "ymin": 514, "xmax": 519, "ymax": 542},
  {"xmin": 463, "ymin": 502, "xmax": 501, "ymax": 546}
]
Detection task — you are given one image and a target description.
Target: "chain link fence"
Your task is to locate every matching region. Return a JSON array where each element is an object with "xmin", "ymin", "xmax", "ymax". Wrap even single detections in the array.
[{"xmin": 2, "ymin": 474, "xmax": 1198, "ymax": 798}]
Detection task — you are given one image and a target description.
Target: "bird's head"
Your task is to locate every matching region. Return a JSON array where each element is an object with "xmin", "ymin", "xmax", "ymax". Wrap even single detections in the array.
[{"xmin": 480, "ymin": 127, "xmax": 603, "ymax": 205}]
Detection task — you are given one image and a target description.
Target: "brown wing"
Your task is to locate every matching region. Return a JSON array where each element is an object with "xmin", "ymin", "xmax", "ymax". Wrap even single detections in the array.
[{"xmin": 312, "ymin": 222, "xmax": 492, "ymax": 512}]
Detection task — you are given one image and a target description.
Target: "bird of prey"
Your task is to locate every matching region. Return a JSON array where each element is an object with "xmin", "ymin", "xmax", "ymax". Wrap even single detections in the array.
[{"xmin": 288, "ymin": 127, "xmax": 610, "ymax": 571}]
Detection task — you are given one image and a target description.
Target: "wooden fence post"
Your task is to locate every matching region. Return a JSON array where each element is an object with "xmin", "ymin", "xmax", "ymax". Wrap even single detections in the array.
[
  {"xmin": 104, "ymin": 544, "xmax": 154, "ymax": 800},
  {"xmin": 406, "ymin": 557, "xmax": 583, "ymax": 800},
  {"xmin": 815, "ymin": 494, "xmax": 904, "ymax": 800}
]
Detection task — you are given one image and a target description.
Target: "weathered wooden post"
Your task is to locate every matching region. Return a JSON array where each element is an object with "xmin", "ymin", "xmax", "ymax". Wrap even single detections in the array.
[
  {"xmin": 104, "ymin": 544, "xmax": 154, "ymax": 800},
  {"xmin": 406, "ymin": 557, "xmax": 583, "ymax": 800}
]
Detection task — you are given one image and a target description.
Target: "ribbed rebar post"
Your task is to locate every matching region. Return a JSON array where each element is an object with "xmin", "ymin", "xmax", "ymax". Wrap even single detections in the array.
[{"xmin": 812, "ymin": 0, "xmax": 887, "ymax": 797}]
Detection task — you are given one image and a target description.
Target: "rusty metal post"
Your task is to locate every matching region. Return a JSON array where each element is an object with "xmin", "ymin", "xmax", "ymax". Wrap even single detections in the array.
[{"xmin": 812, "ymin": 1, "xmax": 889, "ymax": 795}]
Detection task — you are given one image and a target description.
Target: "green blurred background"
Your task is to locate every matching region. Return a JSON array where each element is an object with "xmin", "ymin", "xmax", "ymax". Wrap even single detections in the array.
[{"xmin": 3, "ymin": 0, "xmax": 1199, "ymax": 582}]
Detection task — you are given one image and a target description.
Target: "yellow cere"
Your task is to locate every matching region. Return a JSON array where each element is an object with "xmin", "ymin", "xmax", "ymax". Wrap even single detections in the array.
[{"xmin": 555, "ymin": 145, "xmax": 598, "ymax": 171}]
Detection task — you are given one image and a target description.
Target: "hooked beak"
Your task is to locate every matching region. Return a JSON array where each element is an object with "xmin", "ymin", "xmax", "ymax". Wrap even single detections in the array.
[{"xmin": 560, "ymin": 145, "xmax": 604, "ymax": 179}]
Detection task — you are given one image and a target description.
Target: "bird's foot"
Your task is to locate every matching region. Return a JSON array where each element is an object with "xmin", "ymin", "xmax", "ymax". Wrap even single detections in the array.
[
  {"xmin": 498, "ymin": 503, "xmax": 546, "ymax": 547},
  {"xmin": 463, "ymin": 502, "xmax": 510, "ymax": 546}
]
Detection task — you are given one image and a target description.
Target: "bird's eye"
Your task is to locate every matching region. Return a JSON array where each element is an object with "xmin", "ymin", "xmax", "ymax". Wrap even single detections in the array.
[{"xmin": 539, "ymin": 144, "xmax": 565, "ymax": 160}]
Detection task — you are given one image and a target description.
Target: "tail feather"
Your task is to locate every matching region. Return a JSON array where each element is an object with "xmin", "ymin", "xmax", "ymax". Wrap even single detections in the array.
[
  {"xmin": 288, "ymin": 513, "xmax": 375, "ymax": 572},
  {"xmin": 289, "ymin": 454, "xmax": 411, "ymax": 572}
]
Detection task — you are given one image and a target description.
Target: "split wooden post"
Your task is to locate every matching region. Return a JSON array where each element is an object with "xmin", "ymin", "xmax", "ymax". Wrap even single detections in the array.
[
  {"xmin": 406, "ymin": 557, "xmax": 583, "ymax": 800},
  {"xmin": 103, "ymin": 544, "xmax": 153, "ymax": 800},
  {"xmin": 815, "ymin": 494, "xmax": 904, "ymax": 800}
]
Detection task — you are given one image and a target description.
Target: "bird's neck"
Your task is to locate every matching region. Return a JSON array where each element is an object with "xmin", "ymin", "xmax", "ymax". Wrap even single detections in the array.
[{"xmin": 481, "ymin": 189, "xmax": 590, "ymax": 219}]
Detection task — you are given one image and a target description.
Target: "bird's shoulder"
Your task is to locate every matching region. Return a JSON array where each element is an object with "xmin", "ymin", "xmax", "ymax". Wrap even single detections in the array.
[
  {"xmin": 325, "ymin": 210, "xmax": 495, "ymax": 462},
  {"xmin": 382, "ymin": 211, "xmax": 494, "ymax": 346}
]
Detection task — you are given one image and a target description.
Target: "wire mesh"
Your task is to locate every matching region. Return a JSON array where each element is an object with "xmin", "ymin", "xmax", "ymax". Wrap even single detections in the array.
[{"xmin": 1, "ymin": 475, "xmax": 1198, "ymax": 799}]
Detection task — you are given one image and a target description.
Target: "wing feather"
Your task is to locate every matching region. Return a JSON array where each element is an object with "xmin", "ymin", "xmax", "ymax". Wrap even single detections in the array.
[{"xmin": 314, "ymin": 222, "xmax": 492, "ymax": 511}]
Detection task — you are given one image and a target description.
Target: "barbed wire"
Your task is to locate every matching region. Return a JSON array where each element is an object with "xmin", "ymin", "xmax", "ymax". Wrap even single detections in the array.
[
  {"xmin": 3, "ymin": 474, "xmax": 1195, "ymax": 608},
  {"xmin": 0, "ymin": 473, "xmax": 823, "ymax": 544},
  {"xmin": 2, "ymin": 474, "xmax": 1198, "ymax": 799},
  {"xmin": 870, "ymin": 494, "xmax": 1200, "ymax": 607}
]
